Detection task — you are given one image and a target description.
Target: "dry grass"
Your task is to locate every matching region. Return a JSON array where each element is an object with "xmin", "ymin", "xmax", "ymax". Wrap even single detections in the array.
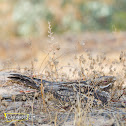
[
  {"xmin": 0, "ymin": 27, "xmax": 126, "ymax": 125},
  {"xmin": 0, "ymin": 49, "xmax": 126, "ymax": 125}
]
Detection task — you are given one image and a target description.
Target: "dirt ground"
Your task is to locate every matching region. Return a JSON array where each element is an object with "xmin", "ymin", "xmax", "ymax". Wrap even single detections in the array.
[{"xmin": 0, "ymin": 32, "xmax": 126, "ymax": 125}]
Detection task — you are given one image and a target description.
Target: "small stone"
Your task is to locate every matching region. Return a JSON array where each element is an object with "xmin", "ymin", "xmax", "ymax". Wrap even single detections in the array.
[
  {"xmin": 38, "ymin": 118, "xmax": 42, "ymax": 123},
  {"xmin": 11, "ymin": 95, "xmax": 16, "ymax": 100},
  {"xmin": 81, "ymin": 88, "xmax": 84, "ymax": 92},
  {"xmin": 71, "ymin": 100, "xmax": 76, "ymax": 105},
  {"xmin": 34, "ymin": 92, "xmax": 39, "ymax": 97},
  {"xmin": 65, "ymin": 103, "xmax": 69, "ymax": 106},
  {"xmin": 22, "ymin": 96, "xmax": 26, "ymax": 100},
  {"xmin": 45, "ymin": 97, "xmax": 49, "ymax": 102}
]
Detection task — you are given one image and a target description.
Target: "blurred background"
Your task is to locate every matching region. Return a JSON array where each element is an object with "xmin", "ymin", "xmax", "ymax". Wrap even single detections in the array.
[
  {"xmin": 0, "ymin": 0, "xmax": 126, "ymax": 74},
  {"xmin": 1, "ymin": 0, "xmax": 126, "ymax": 37}
]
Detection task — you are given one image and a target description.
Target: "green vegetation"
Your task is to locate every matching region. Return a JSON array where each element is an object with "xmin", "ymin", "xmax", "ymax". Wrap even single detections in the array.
[{"xmin": 0, "ymin": 0, "xmax": 126, "ymax": 36}]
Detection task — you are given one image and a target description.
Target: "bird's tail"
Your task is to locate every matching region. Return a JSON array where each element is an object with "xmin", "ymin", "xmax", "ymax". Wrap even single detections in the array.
[{"xmin": 8, "ymin": 74, "xmax": 41, "ymax": 89}]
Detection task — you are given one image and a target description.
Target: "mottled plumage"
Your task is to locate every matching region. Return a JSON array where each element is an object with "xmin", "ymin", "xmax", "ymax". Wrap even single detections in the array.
[{"xmin": 7, "ymin": 74, "xmax": 116, "ymax": 106}]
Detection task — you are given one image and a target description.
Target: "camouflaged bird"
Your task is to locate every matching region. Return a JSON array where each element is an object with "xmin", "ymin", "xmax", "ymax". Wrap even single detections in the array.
[{"xmin": 4, "ymin": 73, "xmax": 116, "ymax": 107}]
